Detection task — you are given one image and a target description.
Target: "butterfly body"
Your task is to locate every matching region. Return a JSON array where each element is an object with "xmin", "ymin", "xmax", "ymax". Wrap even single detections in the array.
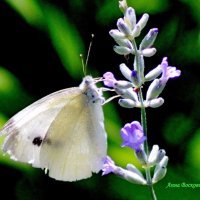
[{"xmin": 1, "ymin": 76, "xmax": 107, "ymax": 181}]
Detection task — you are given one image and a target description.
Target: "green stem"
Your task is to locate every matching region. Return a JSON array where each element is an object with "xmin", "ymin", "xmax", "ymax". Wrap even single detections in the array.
[
  {"xmin": 138, "ymin": 89, "xmax": 148, "ymax": 154},
  {"xmin": 132, "ymin": 39, "xmax": 157, "ymax": 200},
  {"xmin": 132, "ymin": 40, "xmax": 140, "ymax": 74},
  {"xmin": 138, "ymin": 89, "xmax": 157, "ymax": 200}
]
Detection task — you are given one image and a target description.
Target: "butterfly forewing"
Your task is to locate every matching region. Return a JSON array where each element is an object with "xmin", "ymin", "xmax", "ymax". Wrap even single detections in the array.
[{"xmin": 1, "ymin": 88, "xmax": 81, "ymax": 167}]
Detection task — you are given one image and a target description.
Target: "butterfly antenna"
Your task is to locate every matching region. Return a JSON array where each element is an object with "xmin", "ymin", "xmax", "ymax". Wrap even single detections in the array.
[
  {"xmin": 80, "ymin": 54, "xmax": 86, "ymax": 76},
  {"xmin": 80, "ymin": 34, "xmax": 94, "ymax": 76},
  {"xmin": 85, "ymin": 34, "xmax": 94, "ymax": 71}
]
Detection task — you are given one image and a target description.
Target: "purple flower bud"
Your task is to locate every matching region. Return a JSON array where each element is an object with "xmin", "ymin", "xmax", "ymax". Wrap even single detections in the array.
[
  {"xmin": 135, "ymin": 148, "xmax": 147, "ymax": 165},
  {"xmin": 109, "ymin": 29, "xmax": 126, "ymax": 40},
  {"xmin": 121, "ymin": 121, "xmax": 146, "ymax": 151},
  {"xmin": 118, "ymin": 98, "xmax": 136, "ymax": 108},
  {"xmin": 124, "ymin": 7, "xmax": 136, "ymax": 30},
  {"xmin": 119, "ymin": 63, "xmax": 132, "ymax": 82},
  {"xmin": 126, "ymin": 164, "xmax": 144, "ymax": 177},
  {"xmin": 136, "ymin": 13, "xmax": 149, "ymax": 32},
  {"xmin": 146, "ymin": 79, "xmax": 160, "ymax": 101},
  {"xmin": 148, "ymin": 145, "xmax": 159, "ymax": 166},
  {"xmin": 131, "ymin": 70, "xmax": 140, "ymax": 86},
  {"xmin": 113, "ymin": 45, "xmax": 132, "ymax": 55},
  {"xmin": 117, "ymin": 18, "xmax": 132, "ymax": 36},
  {"xmin": 114, "ymin": 38, "xmax": 133, "ymax": 49},
  {"xmin": 140, "ymin": 28, "xmax": 158, "ymax": 50},
  {"xmin": 148, "ymin": 97, "xmax": 164, "ymax": 108},
  {"xmin": 145, "ymin": 64, "xmax": 162, "ymax": 82},
  {"xmin": 131, "ymin": 70, "xmax": 137, "ymax": 78},
  {"xmin": 132, "ymin": 25, "xmax": 141, "ymax": 37},
  {"xmin": 114, "ymin": 80, "xmax": 133, "ymax": 89},
  {"xmin": 142, "ymin": 48, "xmax": 157, "ymax": 57},
  {"xmin": 152, "ymin": 156, "xmax": 168, "ymax": 183}
]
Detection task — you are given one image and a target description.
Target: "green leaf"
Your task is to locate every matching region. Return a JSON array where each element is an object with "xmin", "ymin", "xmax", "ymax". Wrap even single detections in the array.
[{"xmin": 5, "ymin": 0, "xmax": 45, "ymax": 27}]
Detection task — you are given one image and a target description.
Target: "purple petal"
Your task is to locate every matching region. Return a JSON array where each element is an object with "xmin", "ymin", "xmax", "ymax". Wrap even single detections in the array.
[
  {"xmin": 167, "ymin": 67, "xmax": 181, "ymax": 78},
  {"xmin": 102, "ymin": 156, "xmax": 116, "ymax": 175},
  {"xmin": 120, "ymin": 121, "xmax": 146, "ymax": 151},
  {"xmin": 103, "ymin": 72, "xmax": 116, "ymax": 88}
]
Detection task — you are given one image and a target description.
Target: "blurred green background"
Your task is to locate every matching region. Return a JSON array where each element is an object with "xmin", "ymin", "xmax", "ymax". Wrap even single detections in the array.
[{"xmin": 0, "ymin": 0, "xmax": 200, "ymax": 199}]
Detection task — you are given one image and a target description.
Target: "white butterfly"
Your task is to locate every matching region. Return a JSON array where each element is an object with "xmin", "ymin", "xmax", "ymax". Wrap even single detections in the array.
[{"xmin": 0, "ymin": 76, "xmax": 107, "ymax": 181}]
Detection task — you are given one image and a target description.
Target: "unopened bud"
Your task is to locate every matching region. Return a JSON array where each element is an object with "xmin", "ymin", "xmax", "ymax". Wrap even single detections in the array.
[
  {"xmin": 109, "ymin": 29, "xmax": 126, "ymax": 40},
  {"xmin": 119, "ymin": 0, "xmax": 128, "ymax": 13},
  {"xmin": 114, "ymin": 38, "xmax": 133, "ymax": 49},
  {"xmin": 152, "ymin": 156, "xmax": 168, "ymax": 184},
  {"xmin": 118, "ymin": 98, "xmax": 136, "ymax": 108},
  {"xmin": 145, "ymin": 64, "xmax": 162, "ymax": 82},
  {"xmin": 113, "ymin": 45, "xmax": 132, "ymax": 55},
  {"xmin": 124, "ymin": 7, "xmax": 136, "ymax": 30},
  {"xmin": 120, "ymin": 63, "xmax": 132, "ymax": 82},
  {"xmin": 131, "ymin": 70, "xmax": 141, "ymax": 87},
  {"xmin": 114, "ymin": 80, "xmax": 133, "ymax": 89},
  {"xmin": 136, "ymin": 13, "xmax": 149, "ymax": 32},
  {"xmin": 126, "ymin": 164, "xmax": 144, "ymax": 178},
  {"xmin": 148, "ymin": 98, "xmax": 164, "ymax": 108},
  {"xmin": 132, "ymin": 25, "xmax": 141, "ymax": 38},
  {"xmin": 142, "ymin": 48, "xmax": 157, "ymax": 57},
  {"xmin": 118, "ymin": 168, "xmax": 147, "ymax": 185},
  {"xmin": 140, "ymin": 28, "xmax": 158, "ymax": 50},
  {"xmin": 146, "ymin": 79, "xmax": 165, "ymax": 101},
  {"xmin": 135, "ymin": 148, "xmax": 147, "ymax": 165},
  {"xmin": 148, "ymin": 145, "xmax": 159, "ymax": 166},
  {"xmin": 121, "ymin": 88, "xmax": 139, "ymax": 101},
  {"xmin": 117, "ymin": 18, "xmax": 132, "ymax": 36}
]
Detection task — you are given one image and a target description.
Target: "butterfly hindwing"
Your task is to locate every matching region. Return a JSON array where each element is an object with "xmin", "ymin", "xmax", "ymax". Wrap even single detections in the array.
[{"xmin": 40, "ymin": 88, "xmax": 107, "ymax": 181}]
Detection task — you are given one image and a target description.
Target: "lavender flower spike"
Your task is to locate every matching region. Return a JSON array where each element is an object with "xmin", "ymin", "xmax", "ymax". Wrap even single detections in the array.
[{"xmin": 121, "ymin": 121, "xmax": 146, "ymax": 151}]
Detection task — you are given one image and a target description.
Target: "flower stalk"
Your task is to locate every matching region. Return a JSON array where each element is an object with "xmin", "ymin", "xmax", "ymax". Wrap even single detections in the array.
[
  {"xmin": 101, "ymin": 0, "xmax": 181, "ymax": 199},
  {"xmin": 138, "ymin": 68, "xmax": 156, "ymax": 200}
]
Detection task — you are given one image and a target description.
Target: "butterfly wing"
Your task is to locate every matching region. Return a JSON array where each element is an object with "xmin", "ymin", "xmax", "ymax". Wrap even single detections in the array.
[
  {"xmin": 1, "ymin": 88, "xmax": 81, "ymax": 167},
  {"xmin": 1, "ymin": 76, "xmax": 107, "ymax": 181},
  {"xmin": 40, "ymin": 91, "xmax": 107, "ymax": 181}
]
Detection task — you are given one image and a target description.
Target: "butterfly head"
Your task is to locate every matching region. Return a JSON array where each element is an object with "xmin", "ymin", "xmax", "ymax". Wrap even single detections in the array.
[{"xmin": 79, "ymin": 76, "xmax": 105, "ymax": 104}]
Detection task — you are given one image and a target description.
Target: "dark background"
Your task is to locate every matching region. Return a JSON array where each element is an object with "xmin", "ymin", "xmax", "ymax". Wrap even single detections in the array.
[{"xmin": 0, "ymin": 0, "xmax": 200, "ymax": 199}]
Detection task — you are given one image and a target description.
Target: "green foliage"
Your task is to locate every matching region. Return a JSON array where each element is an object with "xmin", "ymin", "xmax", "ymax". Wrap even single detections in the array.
[
  {"xmin": 186, "ymin": 129, "xmax": 200, "ymax": 180},
  {"xmin": 127, "ymin": 0, "xmax": 169, "ymax": 14},
  {"xmin": 0, "ymin": 67, "xmax": 33, "ymax": 115},
  {"xmin": 163, "ymin": 113, "xmax": 193, "ymax": 145},
  {"xmin": 6, "ymin": 0, "xmax": 84, "ymax": 79},
  {"xmin": 43, "ymin": 5, "xmax": 84, "ymax": 78},
  {"xmin": 6, "ymin": 0, "xmax": 44, "ymax": 27}
]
